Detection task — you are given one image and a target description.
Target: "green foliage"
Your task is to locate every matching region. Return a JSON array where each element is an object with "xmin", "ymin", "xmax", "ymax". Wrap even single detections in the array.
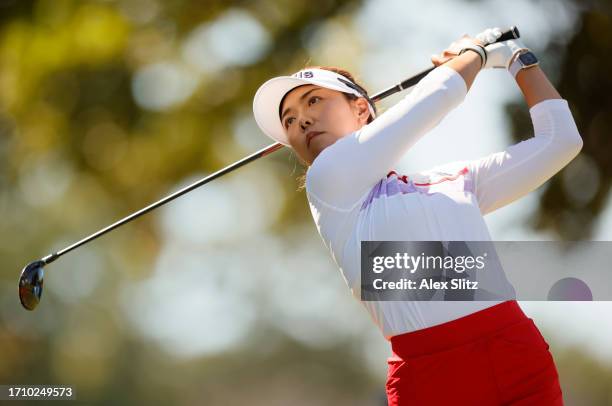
[
  {"xmin": 505, "ymin": 1, "xmax": 612, "ymax": 240},
  {"xmin": 1, "ymin": 0, "xmax": 611, "ymax": 404}
]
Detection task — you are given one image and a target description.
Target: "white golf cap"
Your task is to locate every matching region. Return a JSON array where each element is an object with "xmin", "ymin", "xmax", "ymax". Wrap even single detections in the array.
[{"xmin": 252, "ymin": 68, "xmax": 376, "ymax": 146}]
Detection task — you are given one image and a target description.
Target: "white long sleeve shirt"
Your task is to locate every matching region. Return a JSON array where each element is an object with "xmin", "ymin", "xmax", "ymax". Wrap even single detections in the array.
[{"xmin": 305, "ymin": 65, "xmax": 583, "ymax": 340}]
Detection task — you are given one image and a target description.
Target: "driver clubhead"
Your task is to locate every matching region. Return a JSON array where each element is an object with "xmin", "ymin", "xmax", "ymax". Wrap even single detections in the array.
[{"xmin": 19, "ymin": 260, "xmax": 45, "ymax": 311}]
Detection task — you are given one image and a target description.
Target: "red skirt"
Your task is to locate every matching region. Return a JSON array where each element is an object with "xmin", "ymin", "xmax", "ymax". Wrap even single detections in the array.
[{"xmin": 386, "ymin": 300, "xmax": 563, "ymax": 406}]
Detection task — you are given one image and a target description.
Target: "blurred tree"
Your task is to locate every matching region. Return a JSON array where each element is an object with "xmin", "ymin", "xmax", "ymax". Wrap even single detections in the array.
[
  {"xmin": 554, "ymin": 345, "xmax": 612, "ymax": 405},
  {"xmin": 0, "ymin": 0, "xmax": 365, "ymax": 274},
  {"xmin": 2, "ymin": 0, "xmax": 612, "ymax": 404},
  {"xmin": 1, "ymin": 0, "xmax": 382, "ymax": 404},
  {"xmin": 505, "ymin": 0, "xmax": 612, "ymax": 240}
]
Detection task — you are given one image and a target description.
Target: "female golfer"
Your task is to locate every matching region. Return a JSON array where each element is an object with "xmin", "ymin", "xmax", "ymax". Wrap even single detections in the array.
[{"xmin": 253, "ymin": 27, "xmax": 582, "ymax": 405}]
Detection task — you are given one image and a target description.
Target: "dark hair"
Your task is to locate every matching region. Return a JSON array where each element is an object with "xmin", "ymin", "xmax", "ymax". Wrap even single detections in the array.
[{"xmin": 294, "ymin": 66, "xmax": 375, "ymax": 191}]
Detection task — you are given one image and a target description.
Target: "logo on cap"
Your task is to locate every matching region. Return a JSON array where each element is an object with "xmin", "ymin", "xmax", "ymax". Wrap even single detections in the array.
[{"xmin": 292, "ymin": 71, "xmax": 314, "ymax": 79}]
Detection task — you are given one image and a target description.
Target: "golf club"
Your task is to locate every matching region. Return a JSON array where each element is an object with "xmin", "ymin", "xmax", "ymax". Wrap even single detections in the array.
[{"xmin": 18, "ymin": 26, "xmax": 521, "ymax": 311}]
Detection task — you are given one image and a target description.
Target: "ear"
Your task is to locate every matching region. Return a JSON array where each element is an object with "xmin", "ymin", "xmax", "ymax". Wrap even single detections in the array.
[{"xmin": 352, "ymin": 97, "xmax": 371, "ymax": 125}]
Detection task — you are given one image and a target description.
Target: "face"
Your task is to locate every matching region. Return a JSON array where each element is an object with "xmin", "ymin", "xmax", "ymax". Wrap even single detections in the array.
[{"xmin": 280, "ymin": 85, "xmax": 370, "ymax": 165}]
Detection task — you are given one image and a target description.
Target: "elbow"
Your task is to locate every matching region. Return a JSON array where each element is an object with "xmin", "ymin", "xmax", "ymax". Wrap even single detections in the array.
[
  {"xmin": 575, "ymin": 133, "xmax": 584, "ymax": 151},
  {"xmin": 565, "ymin": 107, "xmax": 584, "ymax": 154},
  {"xmin": 569, "ymin": 131, "xmax": 584, "ymax": 157},
  {"xmin": 560, "ymin": 131, "xmax": 584, "ymax": 164},
  {"xmin": 534, "ymin": 99, "xmax": 585, "ymax": 156},
  {"xmin": 558, "ymin": 113, "xmax": 584, "ymax": 157}
]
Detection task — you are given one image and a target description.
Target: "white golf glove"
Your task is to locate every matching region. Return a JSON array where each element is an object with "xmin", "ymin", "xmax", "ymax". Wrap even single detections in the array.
[
  {"xmin": 476, "ymin": 27, "xmax": 529, "ymax": 69},
  {"xmin": 476, "ymin": 27, "xmax": 503, "ymax": 45}
]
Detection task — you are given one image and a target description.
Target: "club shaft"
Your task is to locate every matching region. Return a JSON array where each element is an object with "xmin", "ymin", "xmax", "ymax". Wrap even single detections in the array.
[
  {"xmin": 371, "ymin": 26, "xmax": 519, "ymax": 102},
  {"xmin": 42, "ymin": 142, "xmax": 284, "ymax": 264},
  {"xmin": 41, "ymin": 26, "xmax": 519, "ymax": 265}
]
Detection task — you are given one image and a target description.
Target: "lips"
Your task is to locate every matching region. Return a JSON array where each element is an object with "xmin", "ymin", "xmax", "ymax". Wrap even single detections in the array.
[{"xmin": 306, "ymin": 131, "xmax": 324, "ymax": 147}]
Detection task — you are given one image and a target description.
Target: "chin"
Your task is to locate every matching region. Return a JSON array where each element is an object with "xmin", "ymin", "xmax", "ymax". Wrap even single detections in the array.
[
  {"xmin": 308, "ymin": 143, "xmax": 325, "ymax": 159},
  {"xmin": 308, "ymin": 133, "xmax": 339, "ymax": 160}
]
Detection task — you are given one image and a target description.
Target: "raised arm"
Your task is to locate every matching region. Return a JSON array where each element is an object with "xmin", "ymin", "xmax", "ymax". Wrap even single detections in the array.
[
  {"xmin": 306, "ymin": 45, "xmax": 483, "ymax": 211},
  {"xmin": 516, "ymin": 63, "xmax": 562, "ymax": 108},
  {"xmin": 468, "ymin": 64, "xmax": 583, "ymax": 215}
]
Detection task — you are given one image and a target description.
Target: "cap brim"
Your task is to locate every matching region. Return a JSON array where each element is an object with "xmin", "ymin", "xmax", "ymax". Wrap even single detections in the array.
[{"xmin": 252, "ymin": 76, "xmax": 350, "ymax": 146}]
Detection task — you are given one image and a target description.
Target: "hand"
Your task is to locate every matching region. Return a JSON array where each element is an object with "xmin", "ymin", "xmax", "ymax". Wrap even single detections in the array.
[
  {"xmin": 477, "ymin": 27, "xmax": 529, "ymax": 69},
  {"xmin": 475, "ymin": 27, "xmax": 502, "ymax": 45},
  {"xmin": 431, "ymin": 34, "xmax": 486, "ymax": 67}
]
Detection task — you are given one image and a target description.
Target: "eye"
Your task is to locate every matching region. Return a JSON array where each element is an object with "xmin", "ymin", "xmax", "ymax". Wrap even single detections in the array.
[
  {"xmin": 308, "ymin": 96, "xmax": 321, "ymax": 105},
  {"xmin": 284, "ymin": 117, "xmax": 295, "ymax": 129}
]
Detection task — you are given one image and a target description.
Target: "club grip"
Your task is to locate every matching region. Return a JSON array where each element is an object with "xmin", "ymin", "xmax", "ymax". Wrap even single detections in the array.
[
  {"xmin": 370, "ymin": 26, "xmax": 521, "ymax": 102},
  {"xmin": 496, "ymin": 26, "xmax": 520, "ymax": 43}
]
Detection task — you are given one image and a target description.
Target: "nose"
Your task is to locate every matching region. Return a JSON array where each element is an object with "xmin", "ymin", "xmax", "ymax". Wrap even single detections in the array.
[{"xmin": 299, "ymin": 116, "xmax": 312, "ymax": 131}]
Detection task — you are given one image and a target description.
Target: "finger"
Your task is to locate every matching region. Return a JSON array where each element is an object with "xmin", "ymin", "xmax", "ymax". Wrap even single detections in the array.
[
  {"xmin": 484, "ymin": 27, "xmax": 503, "ymax": 43},
  {"xmin": 487, "ymin": 30, "xmax": 498, "ymax": 43},
  {"xmin": 477, "ymin": 28, "xmax": 498, "ymax": 45},
  {"xmin": 476, "ymin": 29, "xmax": 491, "ymax": 43}
]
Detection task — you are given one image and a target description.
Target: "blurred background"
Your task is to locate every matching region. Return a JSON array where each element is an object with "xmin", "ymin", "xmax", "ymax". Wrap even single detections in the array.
[{"xmin": 1, "ymin": 0, "xmax": 611, "ymax": 404}]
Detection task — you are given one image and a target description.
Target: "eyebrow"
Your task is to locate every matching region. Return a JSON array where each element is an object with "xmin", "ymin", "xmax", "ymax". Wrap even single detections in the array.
[{"xmin": 280, "ymin": 88, "xmax": 320, "ymax": 123}]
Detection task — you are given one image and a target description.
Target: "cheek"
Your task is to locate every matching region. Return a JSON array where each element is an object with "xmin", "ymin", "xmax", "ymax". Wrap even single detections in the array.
[
  {"xmin": 325, "ymin": 104, "xmax": 357, "ymax": 132},
  {"xmin": 287, "ymin": 129, "xmax": 308, "ymax": 150}
]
